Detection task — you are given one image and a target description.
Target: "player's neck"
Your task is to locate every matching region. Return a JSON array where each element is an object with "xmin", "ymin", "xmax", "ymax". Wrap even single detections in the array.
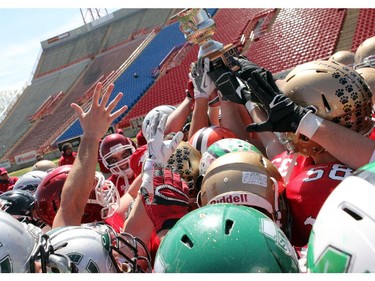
[{"xmin": 311, "ymin": 151, "xmax": 338, "ymax": 165}]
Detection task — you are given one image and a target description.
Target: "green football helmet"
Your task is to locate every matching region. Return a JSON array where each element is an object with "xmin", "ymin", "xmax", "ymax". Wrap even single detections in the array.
[
  {"xmin": 307, "ymin": 162, "xmax": 375, "ymax": 273},
  {"xmin": 154, "ymin": 204, "xmax": 300, "ymax": 273},
  {"xmin": 199, "ymin": 138, "xmax": 263, "ymax": 177}
]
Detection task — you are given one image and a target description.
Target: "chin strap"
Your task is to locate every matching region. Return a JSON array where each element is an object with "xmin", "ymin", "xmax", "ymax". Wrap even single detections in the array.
[{"xmin": 284, "ymin": 153, "xmax": 297, "ymax": 185}]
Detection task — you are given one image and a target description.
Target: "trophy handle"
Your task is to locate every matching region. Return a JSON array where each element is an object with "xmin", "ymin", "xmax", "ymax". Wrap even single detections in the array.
[{"xmin": 179, "ymin": 21, "xmax": 198, "ymax": 36}]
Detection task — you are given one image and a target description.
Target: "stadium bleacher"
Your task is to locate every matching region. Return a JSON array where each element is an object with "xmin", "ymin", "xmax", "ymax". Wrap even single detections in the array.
[
  {"xmin": 56, "ymin": 19, "xmax": 188, "ymax": 143},
  {"xmin": 6, "ymin": 35, "xmax": 150, "ymax": 159},
  {"xmin": 0, "ymin": 59, "xmax": 90, "ymax": 159},
  {"xmin": 352, "ymin": 8, "xmax": 375, "ymax": 50}
]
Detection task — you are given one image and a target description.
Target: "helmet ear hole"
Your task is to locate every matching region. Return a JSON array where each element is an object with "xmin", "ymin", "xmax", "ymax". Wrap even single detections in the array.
[
  {"xmin": 224, "ymin": 219, "xmax": 234, "ymax": 235},
  {"xmin": 321, "ymin": 94, "xmax": 331, "ymax": 113},
  {"xmin": 121, "ymin": 262, "xmax": 132, "ymax": 273},
  {"xmin": 342, "ymin": 206, "xmax": 363, "ymax": 221},
  {"xmin": 181, "ymin": 234, "xmax": 194, "ymax": 248}
]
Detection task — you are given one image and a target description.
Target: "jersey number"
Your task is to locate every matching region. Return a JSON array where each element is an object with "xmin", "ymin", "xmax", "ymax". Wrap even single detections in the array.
[{"xmin": 304, "ymin": 164, "xmax": 352, "ymax": 182}]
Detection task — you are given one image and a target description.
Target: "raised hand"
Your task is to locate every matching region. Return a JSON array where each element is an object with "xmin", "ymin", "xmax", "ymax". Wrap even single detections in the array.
[
  {"xmin": 142, "ymin": 112, "xmax": 183, "ymax": 195},
  {"xmin": 71, "ymin": 82, "xmax": 127, "ymax": 141},
  {"xmin": 189, "ymin": 57, "xmax": 216, "ymax": 99},
  {"xmin": 232, "ymin": 55, "xmax": 264, "ymax": 82},
  {"xmin": 145, "ymin": 112, "xmax": 183, "ymax": 164},
  {"xmin": 207, "ymin": 62, "xmax": 253, "ymax": 105},
  {"xmin": 245, "ymin": 71, "xmax": 312, "ymax": 133}
]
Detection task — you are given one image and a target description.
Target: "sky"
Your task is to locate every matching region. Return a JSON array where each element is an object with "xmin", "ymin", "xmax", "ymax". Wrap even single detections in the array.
[
  {"xmin": 0, "ymin": 8, "xmax": 120, "ymax": 92},
  {"xmin": 0, "ymin": 1, "xmax": 370, "ymax": 93}
]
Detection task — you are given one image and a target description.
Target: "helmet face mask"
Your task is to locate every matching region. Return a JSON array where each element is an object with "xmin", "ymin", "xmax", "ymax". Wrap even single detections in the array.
[
  {"xmin": 281, "ymin": 60, "xmax": 373, "ymax": 156},
  {"xmin": 47, "ymin": 223, "xmax": 152, "ymax": 273},
  {"xmin": 100, "ymin": 134, "xmax": 136, "ymax": 177},
  {"xmin": 354, "ymin": 55, "xmax": 375, "ymax": 69},
  {"xmin": 110, "ymin": 230, "xmax": 152, "ymax": 273},
  {"xmin": 92, "ymin": 172, "xmax": 120, "ymax": 220}
]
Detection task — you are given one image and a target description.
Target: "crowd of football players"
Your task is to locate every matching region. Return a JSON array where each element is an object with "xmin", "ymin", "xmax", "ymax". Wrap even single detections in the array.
[{"xmin": 0, "ymin": 35, "xmax": 374, "ymax": 273}]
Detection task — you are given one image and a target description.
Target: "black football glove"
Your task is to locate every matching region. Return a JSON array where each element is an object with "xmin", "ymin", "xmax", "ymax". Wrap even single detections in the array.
[
  {"xmin": 207, "ymin": 64, "xmax": 253, "ymax": 105},
  {"xmin": 246, "ymin": 71, "xmax": 312, "ymax": 133},
  {"xmin": 232, "ymin": 56, "xmax": 265, "ymax": 82}
]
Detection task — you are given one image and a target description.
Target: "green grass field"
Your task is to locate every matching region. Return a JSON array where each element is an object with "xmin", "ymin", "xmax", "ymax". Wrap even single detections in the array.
[
  {"xmin": 7, "ymin": 136, "xmax": 137, "ymax": 177},
  {"xmin": 9, "ymin": 159, "xmax": 101, "ymax": 177},
  {"xmin": 8, "ymin": 159, "xmax": 60, "ymax": 177}
]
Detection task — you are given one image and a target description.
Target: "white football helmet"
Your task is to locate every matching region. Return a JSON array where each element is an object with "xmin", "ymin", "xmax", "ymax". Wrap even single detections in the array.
[
  {"xmin": 0, "ymin": 210, "xmax": 74, "ymax": 273},
  {"xmin": 46, "ymin": 223, "xmax": 152, "ymax": 273},
  {"xmin": 307, "ymin": 164, "xmax": 375, "ymax": 273},
  {"xmin": 13, "ymin": 170, "xmax": 48, "ymax": 194}
]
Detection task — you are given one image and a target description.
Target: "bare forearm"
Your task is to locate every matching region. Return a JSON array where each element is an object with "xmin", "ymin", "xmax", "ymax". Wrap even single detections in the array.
[
  {"xmin": 208, "ymin": 106, "xmax": 220, "ymax": 125},
  {"xmin": 53, "ymin": 135, "xmax": 99, "ymax": 228},
  {"xmin": 188, "ymin": 98, "xmax": 209, "ymax": 140},
  {"xmin": 123, "ymin": 193, "xmax": 154, "ymax": 246},
  {"xmin": 116, "ymin": 175, "xmax": 142, "ymax": 220},
  {"xmin": 311, "ymin": 120, "xmax": 375, "ymax": 170},
  {"xmin": 220, "ymin": 100, "xmax": 249, "ymax": 141},
  {"xmin": 165, "ymin": 97, "xmax": 193, "ymax": 134}
]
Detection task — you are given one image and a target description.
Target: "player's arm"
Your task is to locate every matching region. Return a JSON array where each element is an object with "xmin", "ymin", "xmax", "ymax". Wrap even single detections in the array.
[
  {"xmin": 53, "ymin": 82, "xmax": 127, "ymax": 228},
  {"xmin": 309, "ymin": 118, "xmax": 375, "ymax": 169}
]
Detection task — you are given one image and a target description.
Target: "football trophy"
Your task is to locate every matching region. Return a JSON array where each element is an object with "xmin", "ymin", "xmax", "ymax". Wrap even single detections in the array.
[{"xmin": 171, "ymin": 8, "xmax": 240, "ymax": 71}]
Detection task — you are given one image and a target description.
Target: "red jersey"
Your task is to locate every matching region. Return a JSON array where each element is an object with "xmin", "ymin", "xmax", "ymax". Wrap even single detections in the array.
[
  {"xmin": 58, "ymin": 152, "xmax": 77, "ymax": 166},
  {"xmin": 368, "ymin": 126, "xmax": 375, "ymax": 141},
  {"xmin": 272, "ymin": 151, "xmax": 353, "ymax": 247},
  {"xmin": 129, "ymin": 145, "xmax": 148, "ymax": 178},
  {"xmin": 0, "ymin": 177, "xmax": 18, "ymax": 194},
  {"xmin": 107, "ymin": 173, "xmax": 135, "ymax": 197}
]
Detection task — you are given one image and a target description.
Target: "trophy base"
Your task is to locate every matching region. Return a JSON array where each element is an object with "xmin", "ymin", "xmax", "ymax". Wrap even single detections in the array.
[{"xmin": 206, "ymin": 44, "xmax": 240, "ymax": 72}]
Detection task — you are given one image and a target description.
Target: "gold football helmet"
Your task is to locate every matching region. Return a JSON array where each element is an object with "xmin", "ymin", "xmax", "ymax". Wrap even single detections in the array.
[
  {"xmin": 198, "ymin": 151, "xmax": 287, "ymax": 229},
  {"xmin": 354, "ymin": 36, "xmax": 375, "ymax": 65},
  {"xmin": 329, "ymin": 50, "xmax": 355, "ymax": 66},
  {"xmin": 163, "ymin": 141, "xmax": 201, "ymax": 208},
  {"xmin": 280, "ymin": 60, "xmax": 373, "ymax": 156},
  {"xmin": 356, "ymin": 67, "xmax": 375, "ymax": 98}
]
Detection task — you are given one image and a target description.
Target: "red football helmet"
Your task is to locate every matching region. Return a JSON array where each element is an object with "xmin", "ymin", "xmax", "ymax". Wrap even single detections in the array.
[
  {"xmin": 188, "ymin": 125, "xmax": 238, "ymax": 154},
  {"xmin": 99, "ymin": 133, "xmax": 136, "ymax": 177},
  {"xmin": 34, "ymin": 165, "xmax": 119, "ymax": 226}
]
